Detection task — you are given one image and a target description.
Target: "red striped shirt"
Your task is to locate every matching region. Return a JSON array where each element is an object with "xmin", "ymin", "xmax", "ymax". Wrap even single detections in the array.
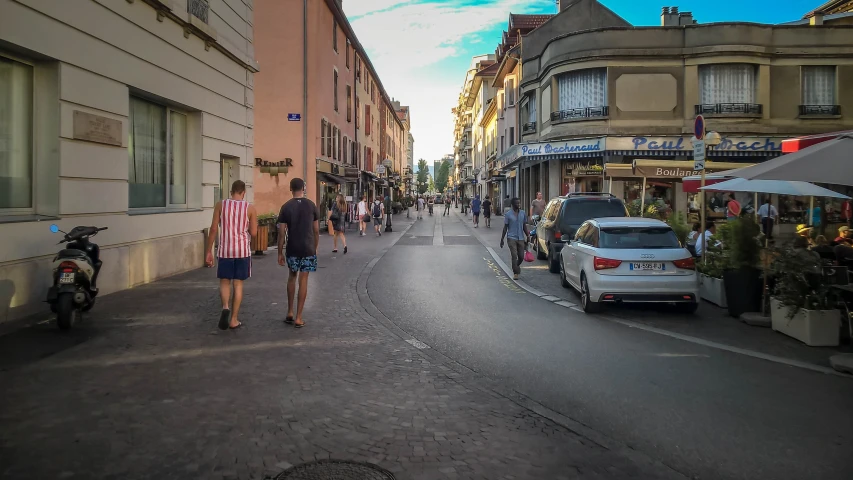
[{"xmin": 218, "ymin": 199, "xmax": 251, "ymax": 258}]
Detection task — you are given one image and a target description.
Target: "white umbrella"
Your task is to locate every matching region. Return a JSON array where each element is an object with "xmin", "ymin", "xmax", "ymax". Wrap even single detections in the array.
[
  {"xmin": 725, "ymin": 134, "xmax": 853, "ymax": 186},
  {"xmin": 699, "ymin": 178, "xmax": 851, "ymax": 199}
]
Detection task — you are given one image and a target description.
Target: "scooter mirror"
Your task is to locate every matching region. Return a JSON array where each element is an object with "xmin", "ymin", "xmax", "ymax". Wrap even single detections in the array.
[{"xmin": 49, "ymin": 224, "xmax": 59, "ymax": 233}]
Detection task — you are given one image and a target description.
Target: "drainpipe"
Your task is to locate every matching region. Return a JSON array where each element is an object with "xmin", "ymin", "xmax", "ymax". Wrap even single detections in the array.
[{"xmin": 302, "ymin": 0, "xmax": 309, "ymax": 183}]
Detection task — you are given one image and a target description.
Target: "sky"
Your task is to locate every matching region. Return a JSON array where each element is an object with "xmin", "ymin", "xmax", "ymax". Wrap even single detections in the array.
[{"xmin": 345, "ymin": 0, "xmax": 817, "ymax": 164}]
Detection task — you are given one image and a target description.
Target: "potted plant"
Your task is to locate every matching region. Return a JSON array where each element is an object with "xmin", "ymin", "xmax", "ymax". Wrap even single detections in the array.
[
  {"xmin": 667, "ymin": 212, "xmax": 690, "ymax": 246},
  {"xmin": 770, "ymin": 244, "xmax": 840, "ymax": 346},
  {"xmin": 696, "ymin": 237, "xmax": 728, "ymax": 308},
  {"xmin": 722, "ymin": 217, "xmax": 763, "ymax": 318},
  {"xmin": 253, "ymin": 213, "xmax": 277, "ymax": 255}
]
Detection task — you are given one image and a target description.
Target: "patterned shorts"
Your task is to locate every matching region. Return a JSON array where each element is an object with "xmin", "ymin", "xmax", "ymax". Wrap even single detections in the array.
[{"xmin": 286, "ymin": 255, "xmax": 317, "ymax": 273}]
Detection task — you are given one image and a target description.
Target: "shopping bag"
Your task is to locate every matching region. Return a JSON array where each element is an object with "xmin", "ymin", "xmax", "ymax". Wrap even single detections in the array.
[{"xmin": 523, "ymin": 245, "xmax": 535, "ymax": 263}]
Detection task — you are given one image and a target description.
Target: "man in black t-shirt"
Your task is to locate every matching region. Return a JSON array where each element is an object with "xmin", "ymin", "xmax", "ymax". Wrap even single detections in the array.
[{"xmin": 277, "ymin": 178, "xmax": 320, "ymax": 328}]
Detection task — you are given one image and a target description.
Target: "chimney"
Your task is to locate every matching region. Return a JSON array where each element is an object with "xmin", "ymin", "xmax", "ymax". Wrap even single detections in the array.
[
  {"xmin": 808, "ymin": 11, "xmax": 825, "ymax": 26},
  {"xmin": 678, "ymin": 11, "xmax": 694, "ymax": 25},
  {"xmin": 661, "ymin": 6, "xmax": 670, "ymax": 26}
]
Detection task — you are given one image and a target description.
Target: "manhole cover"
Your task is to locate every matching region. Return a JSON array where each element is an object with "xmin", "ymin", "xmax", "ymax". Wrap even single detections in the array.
[{"xmin": 273, "ymin": 460, "xmax": 396, "ymax": 480}]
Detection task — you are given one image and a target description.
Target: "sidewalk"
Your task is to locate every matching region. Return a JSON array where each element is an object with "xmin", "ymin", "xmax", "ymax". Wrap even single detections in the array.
[
  {"xmin": 450, "ymin": 209, "xmax": 853, "ymax": 370},
  {"xmin": 0, "ymin": 218, "xmax": 684, "ymax": 480}
]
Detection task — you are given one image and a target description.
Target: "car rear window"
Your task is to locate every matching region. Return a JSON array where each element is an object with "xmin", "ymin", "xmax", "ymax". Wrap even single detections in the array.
[
  {"xmin": 599, "ymin": 227, "xmax": 681, "ymax": 249},
  {"xmin": 561, "ymin": 199, "xmax": 627, "ymax": 225}
]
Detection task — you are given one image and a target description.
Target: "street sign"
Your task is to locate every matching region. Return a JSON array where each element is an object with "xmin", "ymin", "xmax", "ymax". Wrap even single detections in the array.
[
  {"xmin": 287, "ymin": 113, "xmax": 301, "ymax": 122},
  {"xmin": 377, "ymin": 164, "xmax": 386, "ymax": 175},
  {"xmin": 382, "ymin": 158, "xmax": 393, "ymax": 167},
  {"xmin": 692, "ymin": 138, "xmax": 706, "ymax": 170},
  {"xmin": 693, "ymin": 115, "xmax": 705, "ymax": 141}
]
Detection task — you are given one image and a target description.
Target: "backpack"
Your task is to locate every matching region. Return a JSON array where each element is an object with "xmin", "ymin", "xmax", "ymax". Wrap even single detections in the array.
[{"xmin": 372, "ymin": 203, "xmax": 382, "ymax": 218}]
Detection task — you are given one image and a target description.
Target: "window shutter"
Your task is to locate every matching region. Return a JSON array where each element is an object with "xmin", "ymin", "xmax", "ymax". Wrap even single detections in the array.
[{"xmin": 320, "ymin": 119, "xmax": 326, "ymax": 155}]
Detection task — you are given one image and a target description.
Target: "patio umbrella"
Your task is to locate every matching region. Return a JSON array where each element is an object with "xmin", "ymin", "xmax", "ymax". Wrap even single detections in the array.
[
  {"xmin": 725, "ymin": 135, "xmax": 853, "ymax": 186},
  {"xmin": 699, "ymin": 178, "xmax": 851, "ymax": 199}
]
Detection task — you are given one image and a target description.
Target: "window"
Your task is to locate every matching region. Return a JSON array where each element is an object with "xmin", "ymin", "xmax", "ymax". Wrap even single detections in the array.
[
  {"xmin": 129, "ymin": 97, "xmax": 187, "ymax": 208},
  {"xmin": 320, "ymin": 119, "xmax": 327, "ymax": 156},
  {"xmin": 0, "ymin": 55, "xmax": 34, "ymax": 211},
  {"xmin": 500, "ymin": 135, "xmax": 504, "ymax": 154},
  {"xmin": 355, "ymin": 96, "xmax": 360, "ymax": 129},
  {"xmin": 802, "ymin": 66, "xmax": 836, "ymax": 106},
  {"xmin": 509, "ymin": 127, "xmax": 514, "ymax": 147},
  {"xmin": 346, "ymin": 85, "xmax": 352, "ymax": 122},
  {"xmin": 505, "ymin": 79, "xmax": 515, "ymax": 106},
  {"xmin": 557, "ymin": 68, "xmax": 607, "ymax": 110},
  {"xmin": 365, "ymin": 105, "xmax": 371, "ymax": 135},
  {"xmin": 699, "ymin": 64, "xmax": 756, "ymax": 104},
  {"xmin": 326, "ymin": 121, "xmax": 332, "ymax": 157},
  {"xmin": 332, "ymin": 20, "xmax": 337, "ymax": 52},
  {"xmin": 343, "ymin": 136, "xmax": 348, "ymax": 164},
  {"xmin": 529, "ymin": 94, "xmax": 537, "ymax": 122},
  {"xmin": 337, "ymin": 129, "xmax": 342, "ymax": 161},
  {"xmin": 332, "ymin": 126, "xmax": 338, "ymax": 160},
  {"xmin": 600, "ymin": 227, "xmax": 680, "ymax": 249},
  {"xmin": 333, "ymin": 70, "xmax": 338, "ymax": 111},
  {"xmin": 346, "ymin": 41, "xmax": 351, "ymax": 69}
]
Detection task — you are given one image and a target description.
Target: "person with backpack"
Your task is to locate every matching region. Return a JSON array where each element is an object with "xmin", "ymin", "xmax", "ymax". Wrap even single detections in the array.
[
  {"xmin": 329, "ymin": 194, "xmax": 348, "ymax": 254},
  {"xmin": 471, "ymin": 194, "xmax": 482, "ymax": 228},
  {"xmin": 371, "ymin": 198, "xmax": 384, "ymax": 236}
]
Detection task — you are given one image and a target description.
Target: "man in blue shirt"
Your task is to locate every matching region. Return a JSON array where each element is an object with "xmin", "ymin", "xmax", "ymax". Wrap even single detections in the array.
[
  {"xmin": 500, "ymin": 197, "xmax": 529, "ymax": 280},
  {"xmin": 472, "ymin": 194, "xmax": 482, "ymax": 228}
]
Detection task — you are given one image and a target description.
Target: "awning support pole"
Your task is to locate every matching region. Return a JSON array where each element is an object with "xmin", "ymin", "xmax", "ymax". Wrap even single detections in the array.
[
  {"xmin": 808, "ymin": 196, "xmax": 815, "ymax": 226},
  {"xmin": 700, "ymin": 168, "xmax": 706, "ymax": 265},
  {"xmin": 640, "ymin": 177, "xmax": 647, "ymax": 216}
]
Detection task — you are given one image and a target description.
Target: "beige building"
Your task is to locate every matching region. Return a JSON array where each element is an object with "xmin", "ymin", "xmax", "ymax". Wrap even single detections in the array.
[
  {"xmin": 0, "ymin": 0, "xmax": 257, "ymax": 324},
  {"xmin": 499, "ymin": 0, "xmax": 853, "ymax": 218},
  {"xmin": 451, "ymin": 55, "xmax": 493, "ymax": 199}
]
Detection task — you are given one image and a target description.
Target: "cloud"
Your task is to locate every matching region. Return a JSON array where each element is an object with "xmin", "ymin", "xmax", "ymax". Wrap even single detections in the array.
[{"xmin": 349, "ymin": 0, "xmax": 552, "ymax": 163}]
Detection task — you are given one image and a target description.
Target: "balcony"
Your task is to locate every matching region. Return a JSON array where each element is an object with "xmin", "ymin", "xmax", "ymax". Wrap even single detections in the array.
[
  {"xmin": 694, "ymin": 103, "xmax": 762, "ymax": 117},
  {"xmin": 799, "ymin": 105, "xmax": 841, "ymax": 117},
  {"xmin": 188, "ymin": 0, "xmax": 210, "ymax": 23},
  {"xmin": 522, "ymin": 122, "xmax": 536, "ymax": 134},
  {"xmin": 550, "ymin": 106, "xmax": 609, "ymax": 124}
]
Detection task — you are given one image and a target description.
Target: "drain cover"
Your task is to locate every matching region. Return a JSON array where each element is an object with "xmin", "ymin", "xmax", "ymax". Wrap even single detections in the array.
[{"xmin": 273, "ymin": 460, "xmax": 396, "ymax": 480}]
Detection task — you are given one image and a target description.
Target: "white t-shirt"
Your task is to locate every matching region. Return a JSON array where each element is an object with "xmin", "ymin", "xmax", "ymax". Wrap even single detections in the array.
[
  {"xmin": 695, "ymin": 230, "xmax": 718, "ymax": 256},
  {"xmin": 417, "ymin": 198, "xmax": 425, "ymax": 210},
  {"xmin": 357, "ymin": 201, "xmax": 367, "ymax": 216},
  {"xmin": 757, "ymin": 203, "xmax": 778, "ymax": 219}
]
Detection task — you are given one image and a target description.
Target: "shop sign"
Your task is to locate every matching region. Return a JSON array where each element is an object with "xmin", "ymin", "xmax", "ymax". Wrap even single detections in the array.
[
  {"xmin": 519, "ymin": 138, "xmax": 603, "ymax": 157},
  {"xmin": 256, "ymin": 157, "xmax": 293, "ymax": 176},
  {"xmin": 73, "ymin": 111, "xmax": 122, "ymax": 146},
  {"xmin": 633, "ymin": 164, "xmax": 700, "ymax": 178},
  {"xmin": 606, "ymin": 136, "xmax": 784, "ymax": 152},
  {"xmin": 565, "ymin": 163, "xmax": 603, "ymax": 177}
]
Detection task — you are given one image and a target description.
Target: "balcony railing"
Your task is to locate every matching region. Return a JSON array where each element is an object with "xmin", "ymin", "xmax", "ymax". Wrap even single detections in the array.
[
  {"xmin": 799, "ymin": 105, "xmax": 841, "ymax": 116},
  {"xmin": 522, "ymin": 122, "xmax": 536, "ymax": 134},
  {"xmin": 188, "ymin": 0, "xmax": 210, "ymax": 24},
  {"xmin": 694, "ymin": 103, "xmax": 762, "ymax": 115},
  {"xmin": 550, "ymin": 106, "xmax": 609, "ymax": 123}
]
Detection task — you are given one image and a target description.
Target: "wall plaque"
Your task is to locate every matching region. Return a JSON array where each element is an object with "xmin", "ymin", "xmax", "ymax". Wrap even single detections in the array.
[{"xmin": 73, "ymin": 111, "xmax": 122, "ymax": 146}]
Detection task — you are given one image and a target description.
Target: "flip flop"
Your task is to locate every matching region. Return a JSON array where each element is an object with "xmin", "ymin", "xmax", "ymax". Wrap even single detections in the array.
[
  {"xmin": 229, "ymin": 322, "xmax": 243, "ymax": 330},
  {"xmin": 218, "ymin": 309, "xmax": 231, "ymax": 330},
  {"xmin": 284, "ymin": 316, "xmax": 294, "ymax": 324},
  {"xmin": 294, "ymin": 322, "xmax": 305, "ymax": 329}
]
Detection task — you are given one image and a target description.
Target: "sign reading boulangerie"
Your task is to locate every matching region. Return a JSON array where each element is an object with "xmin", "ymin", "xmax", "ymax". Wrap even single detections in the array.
[{"xmin": 73, "ymin": 110, "xmax": 122, "ymax": 146}]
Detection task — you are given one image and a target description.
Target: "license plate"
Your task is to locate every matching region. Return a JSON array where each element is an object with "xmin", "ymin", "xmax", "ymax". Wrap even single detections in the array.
[
  {"xmin": 59, "ymin": 272, "xmax": 75, "ymax": 284},
  {"xmin": 630, "ymin": 262, "xmax": 664, "ymax": 271}
]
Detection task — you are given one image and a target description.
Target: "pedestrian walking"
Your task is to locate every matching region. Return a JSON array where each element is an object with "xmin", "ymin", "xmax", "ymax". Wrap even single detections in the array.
[
  {"xmin": 500, "ymin": 197, "xmax": 529, "ymax": 280},
  {"xmin": 482, "ymin": 196, "xmax": 492, "ymax": 228},
  {"xmin": 356, "ymin": 195, "xmax": 368, "ymax": 236},
  {"xmin": 372, "ymin": 198, "xmax": 384, "ymax": 236},
  {"xmin": 205, "ymin": 180, "xmax": 257, "ymax": 330},
  {"xmin": 472, "ymin": 194, "xmax": 481, "ymax": 228},
  {"xmin": 757, "ymin": 197, "xmax": 778, "ymax": 241},
  {"xmin": 417, "ymin": 195, "xmax": 424, "ymax": 219},
  {"xmin": 444, "ymin": 193, "xmax": 452, "ymax": 216},
  {"xmin": 277, "ymin": 178, "xmax": 320, "ymax": 329},
  {"xmin": 427, "ymin": 195, "xmax": 434, "ymax": 216},
  {"xmin": 530, "ymin": 191, "xmax": 545, "ymax": 222},
  {"xmin": 330, "ymin": 194, "xmax": 348, "ymax": 254}
]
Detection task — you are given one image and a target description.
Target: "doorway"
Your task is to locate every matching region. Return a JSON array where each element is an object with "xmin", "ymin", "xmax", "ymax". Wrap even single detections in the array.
[{"xmin": 220, "ymin": 155, "xmax": 239, "ymax": 200}]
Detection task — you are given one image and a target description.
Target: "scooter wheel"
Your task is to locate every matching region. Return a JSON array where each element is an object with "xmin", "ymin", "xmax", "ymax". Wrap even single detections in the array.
[{"xmin": 56, "ymin": 293, "xmax": 78, "ymax": 330}]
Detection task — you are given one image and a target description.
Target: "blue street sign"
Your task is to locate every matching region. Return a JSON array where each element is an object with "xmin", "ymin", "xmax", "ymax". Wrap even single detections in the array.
[
  {"xmin": 693, "ymin": 115, "xmax": 705, "ymax": 140},
  {"xmin": 287, "ymin": 113, "xmax": 301, "ymax": 122}
]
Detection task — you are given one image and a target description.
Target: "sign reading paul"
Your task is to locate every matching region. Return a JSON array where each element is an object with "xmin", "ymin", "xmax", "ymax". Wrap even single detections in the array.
[
  {"xmin": 606, "ymin": 136, "xmax": 784, "ymax": 153},
  {"xmin": 519, "ymin": 138, "xmax": 604, "ymax": 157}
]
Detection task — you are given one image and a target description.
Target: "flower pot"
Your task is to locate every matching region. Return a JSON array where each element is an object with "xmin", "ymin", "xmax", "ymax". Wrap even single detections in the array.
[
  {"xmin": 770, "ymin": 298, "xmax": 840, "ymax": 347},
  {"xmin": 252, "ymin": 224, "xmax": 269, "ymax": 255},
  {"xmin": 699, "ymin": 273, "xmax": 727, "ymax": 308},
  {"xmin": 723, "ymin": 267, "xmax": 762, "ymax": 318}
]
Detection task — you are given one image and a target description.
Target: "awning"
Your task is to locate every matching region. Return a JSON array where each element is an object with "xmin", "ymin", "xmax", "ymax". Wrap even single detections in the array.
[
  {"xmin": 603, "ymin": 163, "xmax": 634, "ymax": 179},
  {"xmin": 631, "ymin": 160, "xmax": 754, "ymax": 178},
  {"xmin": 319, "ymin": 173, "xmax": 348, "ymax": 184},
  {"xmin": 362, "ymin": 171, "xmax": 380, "ymax": 182},
  {"xmin": 782, "ymin": 130, "xmax": 853, "ymax": 153},
  {"xmin": 681, "ymin": 171, "xmax": 740, "ymax": 193}
]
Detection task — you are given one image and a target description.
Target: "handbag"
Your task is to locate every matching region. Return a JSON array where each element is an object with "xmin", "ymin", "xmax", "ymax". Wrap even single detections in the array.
[{"xmin": 523, "ymin": 244, "xmax": 535, "ymax": 263}]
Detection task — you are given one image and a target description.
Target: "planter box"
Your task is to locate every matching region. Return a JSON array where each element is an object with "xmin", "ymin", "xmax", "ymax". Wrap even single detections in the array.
[
  {"xmin": 252, "ymin": 225, "xmax": 269, "ymax": 255},
  {"xmin": 770, "ymin": 298, "xmax": 840, "ymax": 347},
  {"xmin": 723, "ymin": 267, "xmax": 762, "ymax": 318},
  {"xmin": 699, "ymin": 273, "xmax": 727, "ymax": 308}
]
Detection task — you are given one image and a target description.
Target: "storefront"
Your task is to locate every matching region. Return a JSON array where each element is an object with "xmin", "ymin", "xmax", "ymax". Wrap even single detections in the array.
[{"xmin": 563, "ymin": 163, "xmax": 604, "ymax": 195}]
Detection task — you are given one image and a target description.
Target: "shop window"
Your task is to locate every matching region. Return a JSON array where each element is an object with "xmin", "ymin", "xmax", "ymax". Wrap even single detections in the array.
[
  {"xmin": 801, "ymin": 66, "xmax": 838, "ymax": 115},
  {"xmin": 0, "ymin": 55, "xmax": 34, "ymax": 211},
  {"xmin": 129, "ymin": 96, "xmax": 188, "ymax": 208},
  {"xmin": 554, "ymin": 68, "xmax": 607, "ymax": 121},
  {"xmin": 697, "ymin": 64, "xmax": 760, "ymax": 115}
]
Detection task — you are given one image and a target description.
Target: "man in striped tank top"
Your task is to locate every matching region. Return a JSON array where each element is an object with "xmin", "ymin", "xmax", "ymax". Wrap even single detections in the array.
[{"xmin": 205, "ymin": 180, "xmax": 258, "ymax": 330}]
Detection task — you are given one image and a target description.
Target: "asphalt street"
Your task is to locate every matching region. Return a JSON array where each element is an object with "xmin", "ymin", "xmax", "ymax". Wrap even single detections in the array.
[{"xmin": 368, "ymin": 210, "xmax": 853, "ymax": 480}]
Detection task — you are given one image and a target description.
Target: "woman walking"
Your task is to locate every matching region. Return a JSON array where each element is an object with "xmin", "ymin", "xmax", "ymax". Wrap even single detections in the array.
[
  {"xmin": 471, "ymin": 194, "xmax": 481, "ymax": 228},
  {"xmin": 330, "ymin": 194, "xmax": 348, "ymax": 254},
  {"xmin": 356, "ymin": 195, "xmax": 368, "ymax": 236}
]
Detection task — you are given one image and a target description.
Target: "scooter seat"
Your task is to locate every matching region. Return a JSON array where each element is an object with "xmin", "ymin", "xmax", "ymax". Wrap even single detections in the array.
[{"xmin": 59, "ymin": 249, "xmax": 90, "ymax": 260}]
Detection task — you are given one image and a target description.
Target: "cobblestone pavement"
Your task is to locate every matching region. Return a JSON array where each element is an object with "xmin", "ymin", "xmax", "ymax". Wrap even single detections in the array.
[
  {"xmin": 450, "ymin": 209, "xmax": 853, "ymax": 368},
  {"xmin": 0, "ymin": 218, "xmax": 685, "ymax": 480}
]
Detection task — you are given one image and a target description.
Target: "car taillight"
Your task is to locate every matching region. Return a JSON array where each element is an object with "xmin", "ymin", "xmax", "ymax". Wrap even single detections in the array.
[
  {"xmin": 59, "ymin": 261, "xmax": 76, "ymax": 271},
  {"xmin": 593, "ymin": 256, "xmax": 622, "ymax": 270},
  {"xmin": 672, "ymin": 257, "xmax": 695, "ymax": 270},
  {"xmin": 555, "ymin": 231, "xmax": 562, "ymax": 240}
]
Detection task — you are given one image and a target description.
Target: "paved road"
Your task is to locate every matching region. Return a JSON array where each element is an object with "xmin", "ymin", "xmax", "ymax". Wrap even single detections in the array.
[{"xmin": 368, "ymin": 211, "xmax": 853, "ymax": 480}]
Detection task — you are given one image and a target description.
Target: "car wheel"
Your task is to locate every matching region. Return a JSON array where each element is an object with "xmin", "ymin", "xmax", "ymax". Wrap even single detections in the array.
[
  {"xmin": 536, "ymin": 237, "xmax": 547, "ymax": 260},
  {"xmin": 580, "ymin": 273, "xmax": 601, "ymax": 313},
  {"xmin": 675, "ymin": 302, "xmax": 699, "ymax": 314},
  {"xmin": 548, "ymin": 245, "xmax": 560, "ymax": 273},
  {"xmin": 559, "ymin": 260, "xmax": 570, "ymax": 289}
]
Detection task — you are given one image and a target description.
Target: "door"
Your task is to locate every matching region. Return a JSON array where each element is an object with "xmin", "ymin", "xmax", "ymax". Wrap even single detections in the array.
[
  {"xmin": 574, "ymin": 224, "xmax": 599, "ymax": 283},
  {"xmin": 565, "ymin": 222, "xmax": 590, "ymax": 286},
  {"xmin": 220, "ymin": 156, "xmax": 238, "ymax": 201}
]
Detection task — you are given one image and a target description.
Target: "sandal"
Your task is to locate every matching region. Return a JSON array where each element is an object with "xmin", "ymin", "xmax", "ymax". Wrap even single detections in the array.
[
  {"xmin": 284, "ymin": 316, "xmax": 294, "ymax": 324},
  {"xmin": 229, "ymin": 322, "xmax": 243, "ymax": 330},
  {"xmin": 218, "ymin": 309, "xmax": 231, "ymax": 330},
  {"xmin": 333, "ymin": 249, "xmax": 338, "ymax": 253},
  {"xmin": 294, "ymin": 322, "xmax": 305, "ymax": 329}
]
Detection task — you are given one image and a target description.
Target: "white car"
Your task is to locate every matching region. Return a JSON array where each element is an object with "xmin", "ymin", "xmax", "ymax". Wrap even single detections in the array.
[{"xmin": 559, "ymin": 217, "xmax": 699, "ymax": 314}]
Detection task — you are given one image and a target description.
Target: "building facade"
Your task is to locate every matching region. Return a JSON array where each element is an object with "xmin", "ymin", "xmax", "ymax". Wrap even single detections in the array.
[
  {"xmin": 0, "ymin": 0, "xmax": 257, "ymax": 324},
  {"xmin": 253, "ymin": 0, "xmax": 408, "ymax": 218},
  {"xmin": 495, "ymin": 0, "xmax": 853, "ymax": 224}
]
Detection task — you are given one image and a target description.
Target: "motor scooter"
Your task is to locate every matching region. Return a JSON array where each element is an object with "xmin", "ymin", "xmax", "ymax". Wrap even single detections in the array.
[{"xmin": 46, "ymin": 224, "xmax": 107, "ymax": 330}]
